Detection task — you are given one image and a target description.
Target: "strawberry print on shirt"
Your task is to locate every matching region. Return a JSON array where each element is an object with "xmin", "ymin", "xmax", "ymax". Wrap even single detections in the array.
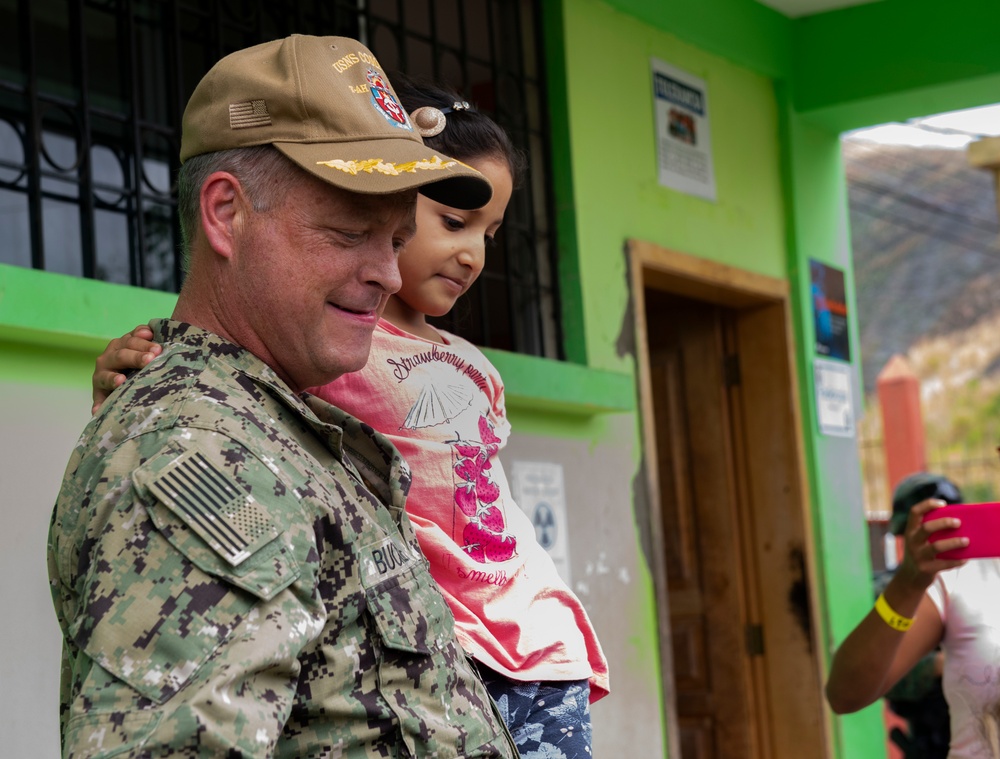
[
  {"xmin": 452, "ymin": 416, "xmax": 517, "ymax": 563},
  {"xmin": 310, "ymin": 319, "xmax": 610, "ymax": 701}
]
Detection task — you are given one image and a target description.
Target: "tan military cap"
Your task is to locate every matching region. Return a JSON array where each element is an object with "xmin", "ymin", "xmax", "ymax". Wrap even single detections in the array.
[{"xmin": 180, "ymin": 34, "xmax": 492, "ymax": 210}]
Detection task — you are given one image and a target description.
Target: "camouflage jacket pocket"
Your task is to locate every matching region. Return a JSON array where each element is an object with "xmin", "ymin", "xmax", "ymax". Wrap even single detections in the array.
[
  {"xmin": 366, "ymin": 568, "xmax": 453, "ymax": 655},
  {"xmin": 366, "ymin": 570, "xmax": 508, "ymax": 758},
  {"xmin": 68, "ymin": 527, "xmax": 260, "ymax": 705}
]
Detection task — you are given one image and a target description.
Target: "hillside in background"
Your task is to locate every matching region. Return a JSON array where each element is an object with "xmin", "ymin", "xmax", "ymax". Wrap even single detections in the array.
[
  {"xmin": 844, "ymin": 139, "xmax": 1000, "ymax": 394},
  {"xmin": 845, "ymin": 137, "xmax": 1000, "ymax": 508}
]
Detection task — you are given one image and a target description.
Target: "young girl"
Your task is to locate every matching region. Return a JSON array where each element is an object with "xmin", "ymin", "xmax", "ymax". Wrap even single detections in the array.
[{"xmin": 92, "ymin": 76, "xmax": 609, "ymax": 758}]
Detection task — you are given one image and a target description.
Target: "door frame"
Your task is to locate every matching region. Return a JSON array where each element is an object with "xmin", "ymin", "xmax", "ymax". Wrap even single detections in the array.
[{"xmin": 628, "ymin": 239, "xmax": 832, "ymax": 758}]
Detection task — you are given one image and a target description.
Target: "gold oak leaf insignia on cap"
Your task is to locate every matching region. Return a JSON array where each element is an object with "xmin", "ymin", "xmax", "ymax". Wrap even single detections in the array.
[
  {"xmin": 229, "ymin": 99, "xmax": 271, "ymax": 129},
  {"xmin": 316, "ymin": 155, "xmax": 458, "ymax": 176}
]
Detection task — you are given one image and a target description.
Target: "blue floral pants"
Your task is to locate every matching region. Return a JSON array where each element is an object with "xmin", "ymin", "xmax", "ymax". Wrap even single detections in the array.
[{"xmin": 480, "ymin": 667, "xmax": 593, "ymax": 759}]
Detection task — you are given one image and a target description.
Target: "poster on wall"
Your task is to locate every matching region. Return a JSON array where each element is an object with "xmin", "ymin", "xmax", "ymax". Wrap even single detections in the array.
[
  {"xmin": 509, "ymin": 461, "xmax": 571, "ymax": 585},
  {"xmin": 810, "ymin": 259, "xmax": 852, "ymax": 361},
  {"xmin": 651, "ymin": 57, "xmax": 716, "ymax": 201},
  {"xmin": 814, "ymin": 357, "xmax": 855, "ymax": 437}
]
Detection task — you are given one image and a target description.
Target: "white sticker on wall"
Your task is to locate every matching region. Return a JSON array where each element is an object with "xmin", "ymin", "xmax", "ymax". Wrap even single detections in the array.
[
  {"xmin": 510, "ymin": 461, "xmax": 571, "ymax": 585},
  {"xmin": 814, "ymin": 357, "xmax": 855, "ymax": 437}
]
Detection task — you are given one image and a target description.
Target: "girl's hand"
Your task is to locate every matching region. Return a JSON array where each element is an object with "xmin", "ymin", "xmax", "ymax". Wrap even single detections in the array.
[
  {"xmin": 91, "ymin": 325, "xmax": 162, "ymax": 415},
  {"xmin": 895, "ymin": 498, "xmax": 968, "ymax": 589}
]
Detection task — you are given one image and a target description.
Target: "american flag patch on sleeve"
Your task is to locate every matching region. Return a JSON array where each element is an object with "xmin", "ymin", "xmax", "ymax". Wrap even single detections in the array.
[
  {"xmin": 144, "ymin": 449, "xmax": 277, "ymax": 566},
  {"xmin": 229, "ymin": 99, "xmax": 272, "ymax": 129}
]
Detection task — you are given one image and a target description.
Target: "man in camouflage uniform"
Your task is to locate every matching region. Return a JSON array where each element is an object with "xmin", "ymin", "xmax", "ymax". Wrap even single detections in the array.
[{"xmin": 47, "ymin": 34, "xmax": 514, "ymax": 758}]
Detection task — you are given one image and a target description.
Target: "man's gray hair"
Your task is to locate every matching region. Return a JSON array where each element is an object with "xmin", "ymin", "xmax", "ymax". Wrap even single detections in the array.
[{"xmin": 176, "ymin": 145, "xmax": 301, "ymax": 270}]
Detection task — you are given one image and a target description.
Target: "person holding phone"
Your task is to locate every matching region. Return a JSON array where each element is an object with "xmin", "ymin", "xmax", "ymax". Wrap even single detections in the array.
[
  {"xmin": 875, "ymin": 474, "xmax": 958, "ymax": 759},
  {"xmin": 826, "ymin": 472, "xmax": 1000, "ymax": 758}
]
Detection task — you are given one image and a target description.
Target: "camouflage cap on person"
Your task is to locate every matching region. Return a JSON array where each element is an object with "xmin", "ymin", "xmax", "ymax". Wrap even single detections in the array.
[
  {"xmin": 180, "ymin": 34, "xmax": 492, "ymax": 210},
  {"xmin": 889, "ymin": 472, "xmax": 963, "ymax": 535}
]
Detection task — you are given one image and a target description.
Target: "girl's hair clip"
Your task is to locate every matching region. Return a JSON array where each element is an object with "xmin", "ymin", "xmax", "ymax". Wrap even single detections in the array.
[{"xmin": 410, "ymin": 101, "xmax": 474, "ymax": 138}]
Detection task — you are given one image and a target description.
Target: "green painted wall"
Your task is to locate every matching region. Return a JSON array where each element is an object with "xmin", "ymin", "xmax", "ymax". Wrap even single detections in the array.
[{"xmin": 560, "ymin": 0, "xmax": 789, "ymax": 374}]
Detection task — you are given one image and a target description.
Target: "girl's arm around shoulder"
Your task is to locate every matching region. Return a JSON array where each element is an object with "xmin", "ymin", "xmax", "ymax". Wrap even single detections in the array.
[{"xmin": 92, "ymin": 324, "xmax": 162, "ymax": 414}]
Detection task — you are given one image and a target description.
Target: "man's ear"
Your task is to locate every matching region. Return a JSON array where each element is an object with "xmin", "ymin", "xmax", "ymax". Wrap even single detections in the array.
[{"xmin": 199, "ymin": 172, "xmax": 248, "ymax": 259}]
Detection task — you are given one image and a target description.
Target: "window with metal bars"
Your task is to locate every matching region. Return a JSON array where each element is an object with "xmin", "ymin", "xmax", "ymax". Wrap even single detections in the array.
[{"xmin": 0, "ymin": 0, "xmax": 561, "ymax": 359}]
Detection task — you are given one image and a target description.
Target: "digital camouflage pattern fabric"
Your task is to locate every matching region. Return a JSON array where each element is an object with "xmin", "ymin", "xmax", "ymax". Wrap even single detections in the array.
[{"xmin": 48, "ymin": 319, "xmax": 517, "ymax": 758}]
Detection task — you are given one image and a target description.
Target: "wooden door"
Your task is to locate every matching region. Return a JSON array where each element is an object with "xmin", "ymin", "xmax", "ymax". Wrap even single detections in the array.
[{"xmin": 646, "ymin": 292, "xmax": 762, "ymax": 759}]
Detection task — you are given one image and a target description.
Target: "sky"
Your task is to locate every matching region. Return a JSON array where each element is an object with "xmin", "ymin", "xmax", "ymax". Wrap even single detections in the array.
[{"xmin": 844, "ymin": 103, "xmax": 1000, "ymax": 149}]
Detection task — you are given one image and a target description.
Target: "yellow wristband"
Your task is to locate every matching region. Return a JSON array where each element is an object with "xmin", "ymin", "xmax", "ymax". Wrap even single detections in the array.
[{"xmin": 875, "ymin": 593, "xmax": 914, "ymax": 632}]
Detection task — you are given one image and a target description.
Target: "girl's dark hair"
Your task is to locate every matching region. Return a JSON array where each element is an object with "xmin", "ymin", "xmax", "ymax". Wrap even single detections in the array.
[{"xmin": 391, "ymin": 73, "xmax": 527, "ymax": 187}]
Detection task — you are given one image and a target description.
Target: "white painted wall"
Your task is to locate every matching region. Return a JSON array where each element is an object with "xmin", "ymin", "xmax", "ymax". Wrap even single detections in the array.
[
  {"xmin": 1, "ymin": 382, "xmax": 91, "ymax": 757},
  {"xmin": 502, "ymin": 415, "xmax": 665, "ymax": 759},
  {"xmin": 1, "ymin": 383, "xmax": 658, "ymax": 757}
]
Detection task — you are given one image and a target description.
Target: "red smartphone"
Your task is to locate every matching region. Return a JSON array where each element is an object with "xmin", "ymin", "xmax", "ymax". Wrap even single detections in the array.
[{"xmin": 923, "ymin": 502, "xmax": 1000, "ymax": 560}]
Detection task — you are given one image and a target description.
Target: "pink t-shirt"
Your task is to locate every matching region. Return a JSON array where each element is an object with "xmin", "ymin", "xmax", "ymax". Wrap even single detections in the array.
[
  {"xmin": 311, "ymin": 320, "xmax": 609, "ymax": 701},
  {"xmin": 926, "ymin": 558, "xmax": 1000, "ymax": 757}
]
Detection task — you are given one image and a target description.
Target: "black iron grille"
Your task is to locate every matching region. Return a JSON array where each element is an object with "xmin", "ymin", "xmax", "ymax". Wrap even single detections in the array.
[{"xmin": 0, "ymin": 0, "xmax": 561, "ymax": 358}]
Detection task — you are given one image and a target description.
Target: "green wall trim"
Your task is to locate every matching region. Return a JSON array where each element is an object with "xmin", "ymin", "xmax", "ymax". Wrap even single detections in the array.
[
  {"xmin": 800, "ymin": 69, "xmax": 1000, "ymax": 135},
  {"xmin": 601, "ymin": 0, "xmax": 791, "ymax": 79},
  {"xmin": 792, "ymin": 0, "xmax": 1000, "ymax": 118},
  {"xmin": 0, "ymin": 264, "xmax": 177, "ymax": 347},
  {"xmin": 480, "ymin": 347, "xmax": 635, "ymax": 415},
  {"xmin": 1, "ymin": 265, "xmax": 631, "ymax": 416},
  {"xmin": 598, "ymin": 0, "xmax": 1000, "ymax": 134},
  {"xmin": 543, "ymin": 0, "xmax": 588, "ymax": 366}
]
